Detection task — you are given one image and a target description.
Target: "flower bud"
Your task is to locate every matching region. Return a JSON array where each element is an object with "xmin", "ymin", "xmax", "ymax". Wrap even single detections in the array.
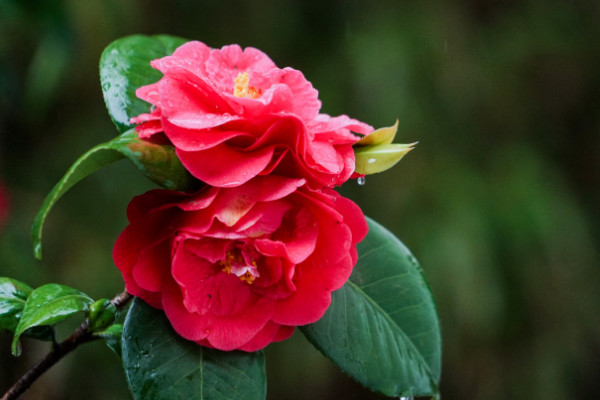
[
  {"xmin": 88, "ymin": 298, "xmax": 117, "ymax": 332},
  {"xmin": 354, "ymin": 143, "xmax": 416, "ymax": 175},
  {"xmin": 354, "ymin": 120, "xmax": 399, "ymax": 146},
  {"xmin": 353, "ymin": 120, "xmax": 416, "ymax": 175}
]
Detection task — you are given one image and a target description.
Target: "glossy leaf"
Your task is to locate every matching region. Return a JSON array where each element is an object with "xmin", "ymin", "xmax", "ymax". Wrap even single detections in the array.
[
  {"xmin": 11, "ymin": 284, "xmax": 93, "ymax": 356},
  {"xmin": 22, "ymin": 325, "xmax": 55, "ymax": 342},
  {"xmin": 31, "ymin": 129, "xmax": 196, "ymax": 260},
  {"xmin": 100, "ymin": 34, "xmax": 187, "ymax": 133},
  {"xmin": 301, "ymin": 218, "xmax": 441, "ymax": 398},
  {"xmin": 355, "ymin": 120, "xmax": 399, "ymax": 146},
  {"xmin": 354, "ymin": 142, "xmax": 415, "ymax": 176},
  {"xmin": 31, "ymin": 34, "xmax": 195, "ymax": 260},
  {"xmin": 0, "ymin": 277, "xmax": 33, "ymax": 332},
  {"xmin": 122, "ymin": 298, "xmax": 266, "ymax": 400}
]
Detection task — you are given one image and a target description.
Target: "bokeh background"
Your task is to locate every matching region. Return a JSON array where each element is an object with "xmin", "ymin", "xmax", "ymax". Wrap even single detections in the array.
[{"xmin": 1, "ymin": 0, "xmax": 599, "ymax": 399}]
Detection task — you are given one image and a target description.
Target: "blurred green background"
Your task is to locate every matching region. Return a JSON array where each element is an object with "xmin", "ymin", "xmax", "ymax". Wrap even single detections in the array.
[{"xmin": 1, "ymin": 0, "xmax": 599, "ymax": 399}]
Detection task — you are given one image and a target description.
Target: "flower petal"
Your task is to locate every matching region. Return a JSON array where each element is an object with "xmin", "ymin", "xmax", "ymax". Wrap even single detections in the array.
[
  {"xmin": 177, "ymin": 143, "xmax": 275, "ymax": 187},
  {"xmin": 237, "ymin": 321, "xmax": 294, "ymax": 352}
]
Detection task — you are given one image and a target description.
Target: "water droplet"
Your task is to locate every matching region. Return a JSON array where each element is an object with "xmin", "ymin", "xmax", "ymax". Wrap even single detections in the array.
[
  {"xmin": 357, "ymin": 176, "xmax": 366, "ymax": 186},
  {"xmin": 368, "ymin": 158, "xmax": 376, "ymax": 164},
  {"xmin": 399, "ymin": 397, "xmax": 414, "ymax": 400}
]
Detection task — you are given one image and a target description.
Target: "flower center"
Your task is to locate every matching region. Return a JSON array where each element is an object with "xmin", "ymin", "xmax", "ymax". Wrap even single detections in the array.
[
  {"xmin": 220, "ymin": 249, "xmax": 260, "ymax": 284},
  {"xmin": 233, "ymin": 72, "xmax": 261, "ymax": 99}
]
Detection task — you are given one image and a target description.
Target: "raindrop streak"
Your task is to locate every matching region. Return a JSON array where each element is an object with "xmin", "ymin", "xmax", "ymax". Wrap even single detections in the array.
[{"xmin": 357, "ymin": 176, "xmax": 366, "ymax": 186}]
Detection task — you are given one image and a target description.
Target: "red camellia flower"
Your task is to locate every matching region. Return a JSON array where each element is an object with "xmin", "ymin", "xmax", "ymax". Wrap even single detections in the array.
[
  {"xmin": 131, "ymin": 41, "xmax": 373, "ymax": 188},
  {"xmin": 113, "ymin": 176, "xmax": 368, "ymax": 351}
]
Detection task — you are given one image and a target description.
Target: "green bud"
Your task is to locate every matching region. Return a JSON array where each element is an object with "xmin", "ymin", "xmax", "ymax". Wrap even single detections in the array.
[
  {"xmin": 124, "ymin": 136, "xmax": 199, "ymax": 192},
  {"xmin": 354, "ymin": 143, "xmax": 416, "ymax": 175},
  {"xmin": 88, "ymin": 299, "xmax": 117, "ymax": 332},
  {"xmin": 354, "ymin": 119, "xmax": 399, "ymax": 146},
  {"xmin": 353, "ymin": 120, "xmax": 416, "ymax": 175}
]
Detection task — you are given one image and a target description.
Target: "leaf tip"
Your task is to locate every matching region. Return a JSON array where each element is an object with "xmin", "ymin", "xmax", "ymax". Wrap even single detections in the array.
[
  {"xmin": 33, "ymin": 241, "xmax": 42, "ymax": 261},
  {"xmin": 11, "ymin": 338, "xmax": 22, "ymax": 357}
]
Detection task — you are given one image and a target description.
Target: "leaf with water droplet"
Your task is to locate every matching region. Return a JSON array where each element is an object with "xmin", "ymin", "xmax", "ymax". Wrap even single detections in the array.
[
  {"xmin": 11, "ymin": 283, "xmax": 93, "ymax": 356},
  {"xmin": 0, "ymin": 277, "xmax": 33, "ymax": 333},
  {"xmin": 122, "ymin": 298, "xmax": 266, "ymax": 400},
  {"xmin": 301, "ymin": 217, "xmax": 441, "ymax": 397},
  {"xmin": 100, "ymin": 34, "xmax": 188, "ymax": 134}
]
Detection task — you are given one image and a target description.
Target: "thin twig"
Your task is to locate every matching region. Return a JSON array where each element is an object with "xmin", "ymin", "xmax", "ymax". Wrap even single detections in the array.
[{"xmin": 1, "ymin": 291, "xmax": 132, "ymax": 400}]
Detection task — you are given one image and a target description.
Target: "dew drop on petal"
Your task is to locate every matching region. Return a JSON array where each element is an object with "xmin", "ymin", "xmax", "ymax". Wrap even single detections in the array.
[{"xmin": 357, "ymin": 176, "xmax": 366, "ymax": 186}]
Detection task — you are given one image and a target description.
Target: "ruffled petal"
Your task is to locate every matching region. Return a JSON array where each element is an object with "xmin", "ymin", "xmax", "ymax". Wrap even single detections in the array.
[
  {"xmin": 177, "ymin": 143, "xmax": 275, "ymax": 187},
  {"xmin": 237, "ymin": 321, "xmax": 294, "ymax": 352}
]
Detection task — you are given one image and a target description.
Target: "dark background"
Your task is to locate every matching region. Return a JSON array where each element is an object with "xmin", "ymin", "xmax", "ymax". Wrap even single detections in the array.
[{"xmin": 1, "ymin": 0, "xmax": 599, "ymax": 399}]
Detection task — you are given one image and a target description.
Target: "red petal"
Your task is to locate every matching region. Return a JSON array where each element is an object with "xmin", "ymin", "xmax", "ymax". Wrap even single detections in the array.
[
  {"xmin": 163, "ymin": 118, "xmax": 254, "ymax": 151},
  {"xmin": 306, "ymin": 140, "xmax": 344, "ymax": 174},
  {"xmin": 232, "ymin": 200, "xmax": 290, "ymax": 237},
  {"xmin": 162, "ymin": 283, "xmax": 210, "ymax": 341},
  {"xmin": 255, "ymin": 208, "xmax": 318, "ymax": 264},
  {"xmin": 204, "ymin": 300, "xmax": 275, "ymax": 351},
  {"xmin": 177, "ymin": 144, "xmax": 275, "ymax": 187},
  {"xmin": 271, "ymin": 272, "xmax": 331, "ymax": 326},
  {"xmin": 113, "ymin": 209, "xmax": 177, "ymax": 273},
  {"xmin": 330, "ymin": 190, "xmax": 368, "ymax": 245},
  {"xmin": 237, "ymin": 321, "xmax": 294, "ymax": 352},
  {"xmin": 132, "ymin": 240, "xmax": 171, "ymax": 292},
  {"xmin": 126, "ymin": 189, "xmax": 189, "ymax": 221},
  {"xmin": 151, "ymin": 41, "xmax": 211, "ymax": 78}
]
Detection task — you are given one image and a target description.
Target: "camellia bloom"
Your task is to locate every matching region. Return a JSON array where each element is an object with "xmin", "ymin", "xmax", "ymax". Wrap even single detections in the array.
[
  {"xmin": 113, "ymin": 176, "xmax": 368, "ymax": 351},
  {"xmin": 131, "ymin": 41, "xmax": 373, "ymax": 188}
]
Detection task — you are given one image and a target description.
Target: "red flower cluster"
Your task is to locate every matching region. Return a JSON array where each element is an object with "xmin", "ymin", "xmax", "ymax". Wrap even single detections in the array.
[
  {"xmin": 114, "ymin": 41, "xmax": 370, "ymax": 351},
  {"xmin": 131, "ymin": 41, "xmax": 373, "ymax": 188}
]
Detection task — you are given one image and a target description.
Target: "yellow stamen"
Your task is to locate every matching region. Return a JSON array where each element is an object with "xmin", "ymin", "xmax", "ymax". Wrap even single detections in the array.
[
  {"xmin": 220, "ymin": 253, "xmax": 235, "ymax": 274},
  {"xmin": 219, "ymin": 250, "xmax": 259, "ymax": 284},
  {"xmin": 239, "ymin": 271, "xmax": 256, "ymax": 285},
  {"xmin": 233, "ymin": 72, "xmax": 261, "ymax": 99},
  {"xmin": 221, "ymin": 264, "xmax": 232, "ymax": 274}
]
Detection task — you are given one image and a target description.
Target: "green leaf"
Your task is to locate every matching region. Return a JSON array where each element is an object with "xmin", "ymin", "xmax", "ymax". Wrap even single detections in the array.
[
  {"xmin": 95, "ymin": 323, "xmax": 124, "ymax": 357},
  {"xmin": 301, "ymin": 217, "xmax": 441, "ymax": 398},
  {"xmin": 31, "ymin": 129, "xmax": 196, "ymax": 260},
  {"xmin": 11, "ymin": 284, "xmax": 93, "ymax": 356},
  {"xmin": 100, "ymin": 34, "xmax": 188, "ymax": 133},
  {"xmin": 32, "ymin": 34, "xmax": 196, "ymax": 259},
  {"xmin": 122, "ymin": 298, "xmax": 267, "ymax": 400},
  {"xmin": 22, "ymin": 325, "xmax": 55, "ymax": 342},
  {"xmin": 354, "ymin": 142, "xmax": 415, "ymax": 175},
  {"xmin": 0, "ymin": 277, "xmax": 33, "ymax": 332}
]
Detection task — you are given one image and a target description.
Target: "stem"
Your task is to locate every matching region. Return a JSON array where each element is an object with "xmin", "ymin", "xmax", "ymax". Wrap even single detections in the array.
[{"xmin": 1, "ymin": 291, "xmax": 132, "ymax": 400}]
